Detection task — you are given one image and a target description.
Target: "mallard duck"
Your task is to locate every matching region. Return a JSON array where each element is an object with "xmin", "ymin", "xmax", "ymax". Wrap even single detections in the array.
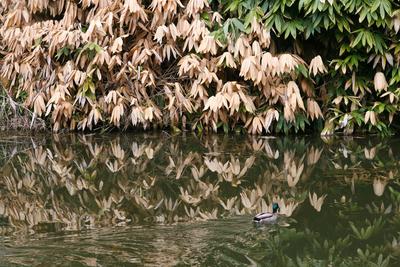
[{"xmin": 253, "ymin": 203, "xmax": 280, "ymax": 223}]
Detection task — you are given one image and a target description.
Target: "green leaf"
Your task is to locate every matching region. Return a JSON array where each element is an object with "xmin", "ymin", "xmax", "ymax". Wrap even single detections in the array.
[{"xmin": 232, "ymin": 18, "xmax": 246, "ymax": 32}]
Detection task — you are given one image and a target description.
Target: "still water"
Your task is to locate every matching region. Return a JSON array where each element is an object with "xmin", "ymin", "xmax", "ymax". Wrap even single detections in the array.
[{"xmin": 0, "ymin": 133, "xmax": 399, "ymax": 266}]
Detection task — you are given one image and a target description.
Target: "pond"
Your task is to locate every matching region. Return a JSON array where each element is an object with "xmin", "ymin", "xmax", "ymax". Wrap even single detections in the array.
[{"xmin": 0, "ymin": 133, "xmax": 399, "ymax": 266}]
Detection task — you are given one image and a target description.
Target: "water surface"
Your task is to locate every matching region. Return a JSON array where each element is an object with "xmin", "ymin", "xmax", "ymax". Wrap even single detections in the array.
[{"xmin": 0, "ymin": 133, "xmax": 399, "ymax": 266}]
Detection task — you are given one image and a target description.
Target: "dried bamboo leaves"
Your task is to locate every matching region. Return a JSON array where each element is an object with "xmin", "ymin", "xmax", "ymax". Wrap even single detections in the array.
[{"xmin": 1, "ymin": 0, "xmax": 324, "ymax": 133}]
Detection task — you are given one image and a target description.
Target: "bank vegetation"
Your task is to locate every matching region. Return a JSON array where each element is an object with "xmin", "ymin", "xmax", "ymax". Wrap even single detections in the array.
[{"xmin": 1, "ymin": 0, "xmax": 400, "ymax": 135}]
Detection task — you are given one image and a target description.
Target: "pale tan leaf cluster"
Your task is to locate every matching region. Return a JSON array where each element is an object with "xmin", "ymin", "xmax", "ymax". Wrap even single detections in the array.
[
  {"xmin": 309, "ymin": 192, "xmax": 326, "ymax": 212},
  {"xmin": 374, "ymin": 72, "xmax": 388, "ymax": 92},
  {"xmin": 309, "ymin": 55, "xmax": 327, "ymax": 76}
]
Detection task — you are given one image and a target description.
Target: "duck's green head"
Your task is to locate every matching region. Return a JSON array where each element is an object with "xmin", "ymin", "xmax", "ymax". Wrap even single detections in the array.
[{"xmin": 272, "ymin": 203, "xmax": 280, "ymax": 213}]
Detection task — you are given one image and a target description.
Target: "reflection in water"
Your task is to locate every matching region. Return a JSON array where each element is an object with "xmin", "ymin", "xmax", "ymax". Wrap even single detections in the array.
[{"xmin": 0, "ymin": 134, "xmax": 399, "ymax": 266}]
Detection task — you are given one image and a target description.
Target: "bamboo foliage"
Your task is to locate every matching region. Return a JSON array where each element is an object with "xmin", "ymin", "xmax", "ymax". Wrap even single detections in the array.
[
  {"xmin": 1, "ymin": 0, "xmax": 400, "ymax": 134},
  {"xmin": 0, "ymin": 0, "xmax": 325, "ymax": 133}
]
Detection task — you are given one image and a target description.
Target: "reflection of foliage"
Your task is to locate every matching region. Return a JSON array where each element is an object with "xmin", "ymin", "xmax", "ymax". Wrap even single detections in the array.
[
  {"xmin": 0, "ymin": 135, "xmax": 400, "ymax": 265},
  {"xmin": 350, "ymin": 217, "xmax": 384, "ymax": 240},
  {"xmin": 356, "ymin": 249, "xmax": 391, "ymax": 267},
  {"xmin": 0, "ymin": 135, "xmax": 398, "ymax": 229},
  {"xmin": 1, "ymin": 134, "xmax": 319, "ymax": 230},
  {"xmin": 206, "ymin": 223, "xmax": 397, "ymax": 266}
]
